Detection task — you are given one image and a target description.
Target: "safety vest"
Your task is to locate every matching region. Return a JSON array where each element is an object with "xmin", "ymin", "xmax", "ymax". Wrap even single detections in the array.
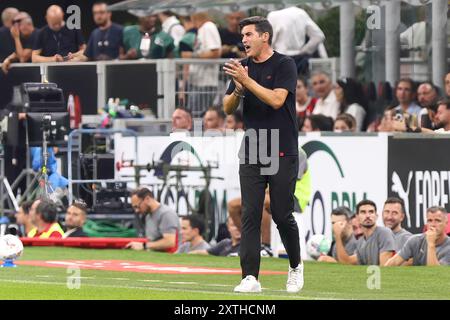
[
  {"xmin": 295, "ymin": 168, "xmax": 312, "ymax": 213},
  {"xmin": 28, "ymin": 223, "xmax": 65, "ymax": 238}
]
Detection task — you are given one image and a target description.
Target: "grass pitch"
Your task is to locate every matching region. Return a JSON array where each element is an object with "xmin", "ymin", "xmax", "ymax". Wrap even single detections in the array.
[{"xmin": 0, "ymin": 247, "xmax": 449, "ymax": 300}]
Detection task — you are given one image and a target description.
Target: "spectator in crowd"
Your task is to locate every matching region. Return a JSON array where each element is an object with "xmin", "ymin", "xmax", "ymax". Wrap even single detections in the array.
[
  {"xmin": 188, "ymin": 12, "xmax": 222, "ymax": 112},
  {"xmin": 176, "ymin": 15, "xmax": 197, "ymax": 107},
  {"xmin": 393, "ymin": 78, "xmax": 421, "ymax": 119},
  {"xmin": 417, "ymin": 82, "xmax": 440, "ymax": 129},
  {"xmin": 177, "ymin": 15, "xmax": 196, "ymax": 58},
  {"xmin": 225, "ymin": 109, "xmax": 244, "ymax": 130},
  {"xmin": 176, "ymin": 215, "xmax": 210, "ymax": 253},
  {"xmin": 382, "ymin": 197, "xmax": 412, "ymax": 252},
  {"xmin": 0, "ymin": 7, "xmax": 19, "ymax": 61},
  {"xmin": 32, "ymin": 5, "xmax": 86, "ymax": 63},
  {"xmin": 296, "ymin": 77, "xmax": 317, "ymax": 130},
  {"xmin": 72, "ymin": 1, "xmax": 124, "ymax": 61},
  {"xmin": 377, "ymin": 106, "xmax": 397, "ymax": 132},
  {"xmin": 301, "ymin": 114, "xmax": 334, "ymax": 132},
  {"xmin": 333, "ymin": 113, "xmax": 357, "ymax": 132},
  {"xmin": 445, "ymin": 72, "xmax": 450, "ymax": 98},
  {"xmin": 318, "ymin": 206, "xmax": 359, "ymax": 263},
  {"xmin": 63, "ymin": 201, "xmax": 88, "ymax": 238},
  {"xmin": 433, "ymin": 99, "xmax": 450, "ymax": 133},
  {"xmin": 219, "ymin": 11, "xmax": 246, "ymax": 59},
  {"xmin": 203, "ymin": 106, "xmax": 225, "ymax": 131},
  {"xmin": 14, "ymin": 200, "xmax": 34, "ymax": 237},
  {"xmin": 2, "ymin": 12, "xmax": 38, "ymax": 74},
  {"xmin": 267, "ymin": 6, "xmax": 325, "ymax": 76},
  {"xmin": 335, "ymin": 77, "xmax": 367, "ymax": 131},
  {"xmin": 190, "ymin": 216, "xmax": 241, "ymax": 256},
  {"xmin": 28, "ymin": 199, "xmax": 65, "ymax": 238},
  {"xmin": 158, "ymin": 11, "xmax": 185, "ymax": 47},
  {"xmin": 126, "ymin": 188, "xmax": 180, "ymax": 252},
  {"xmin": 122, "ymin": 15, "xmax": 174, "ymax": 59},
  {"xmin": 171, "ymin": 107, "xmax": 193, "ymax": 131},
  {"xmin": 311, "ymin": 71, "xmax": 340, "ymax": 119},
  {"xmin": 333, "ymin": 199, "xmax": 395, "ymax": 265},
  {"xmin": 385, "ymin": 206, "xmax": 450, "ymax": 266}
]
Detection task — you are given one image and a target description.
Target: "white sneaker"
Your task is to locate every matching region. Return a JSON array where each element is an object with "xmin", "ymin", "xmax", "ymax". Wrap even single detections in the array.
[
  {"xmin": 234, "ymin": 275, "xmax": 262, "ymax": 293},
  {"xmin": 286, "ymin": 263, "xmax": 304, "ymax": 293}
]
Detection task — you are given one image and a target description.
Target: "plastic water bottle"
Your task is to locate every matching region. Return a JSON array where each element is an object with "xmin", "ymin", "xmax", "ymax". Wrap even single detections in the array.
[
  {"xmin": 140, "ymin": 33, "xmax": 151, "ymax": 58},
  {"xmin": 16, "ymin": 188, "xmax": 21, "ymax": 204},
  {"xmin": 68, "ymin": 94, "xmax": 76, "ymax": 129}
]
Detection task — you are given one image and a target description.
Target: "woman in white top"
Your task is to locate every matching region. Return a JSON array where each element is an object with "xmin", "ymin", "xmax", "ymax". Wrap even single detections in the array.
[{"xmin": 334, "ymin": 77, "xmax": 367, "ymax": 131}]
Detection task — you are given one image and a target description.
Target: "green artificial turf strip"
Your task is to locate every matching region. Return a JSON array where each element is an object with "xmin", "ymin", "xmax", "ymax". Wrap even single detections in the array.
[{"xmin": 0, "ymin": 247, "xmax": 449, "ymax": 300}]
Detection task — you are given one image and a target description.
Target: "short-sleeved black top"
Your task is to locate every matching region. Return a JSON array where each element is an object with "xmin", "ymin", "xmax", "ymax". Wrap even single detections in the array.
[{"xmin": 226, "ymin": 51, "xmax": 299, "ymax": 161}]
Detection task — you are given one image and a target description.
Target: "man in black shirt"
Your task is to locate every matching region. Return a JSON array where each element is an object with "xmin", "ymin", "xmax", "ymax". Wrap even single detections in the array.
[
  {"xmin": 2, "ymin": 12, "xmax": 38, "ymax": 73},
  {"xmin": 72, "ymin": 1, "xmax": 125, "ymax": 61},
  {"xmin": 0, "ymin": 7, "xmax": 19, "ymax": 62},
  {"xmin": 223, "ymin": 16, "xmax": 302, "ymax": 294},
  {"xmin": 219, "ymin": 11, "xmax": 246, "ymax": 59},
  {"xmin": 32, "ymin": 5, "xmax": 86, "ymax": 63}
]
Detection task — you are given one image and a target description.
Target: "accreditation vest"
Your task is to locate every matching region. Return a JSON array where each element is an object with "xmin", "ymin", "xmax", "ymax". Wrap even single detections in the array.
[{"xmin": 28, "ymin": 222, "xmax": 65, "ymax": 238}]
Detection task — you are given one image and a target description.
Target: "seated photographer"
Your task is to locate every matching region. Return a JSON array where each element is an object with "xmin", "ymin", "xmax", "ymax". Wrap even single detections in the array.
[
  {"xmin": 28, "ymin": 199, "xmax": 65, "ymax": 238},
  {"xmin": 63, "ymin": 200, "xmax": 88, "ymax": 238}
]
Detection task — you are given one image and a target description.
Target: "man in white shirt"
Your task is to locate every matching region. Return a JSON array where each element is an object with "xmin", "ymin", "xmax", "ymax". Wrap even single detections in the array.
[
  {"xmin": 433, "ymin": 99, "xmax": 450, "ymax": 133},
  {"xmin": 187, "ymin": 12, "xmax": 221, "ymax": 115},
  {"xmin": 158, "ymin": 11, "xmax": 185, "ymax": 47},
  {"xmin": 311, "ymin": 71, "xmax": 339, "ymax": 119},
  {"xmin": 267, "ymin": 6, "xmax": 325, "ymax": 75}
]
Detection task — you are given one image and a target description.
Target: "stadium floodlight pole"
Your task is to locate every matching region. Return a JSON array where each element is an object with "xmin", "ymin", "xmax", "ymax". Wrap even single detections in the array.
[{"xmin": 385, "ymin": 0, "xmax": 400, "ymax": 88}]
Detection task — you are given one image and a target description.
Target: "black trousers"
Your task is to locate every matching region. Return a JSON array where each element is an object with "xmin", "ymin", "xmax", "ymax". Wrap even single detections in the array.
[{"xmin": 239, "ymin": 156, "xmax": 301, "ymax": 279}]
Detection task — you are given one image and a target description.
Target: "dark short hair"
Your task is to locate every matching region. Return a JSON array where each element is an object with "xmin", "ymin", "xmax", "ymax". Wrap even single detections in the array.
[
  {"xmin": 130, "ymin": 187, "xmax": 154, "ymax": 200},
  {"xmin": 239, "ymin": 16, "xmax": 273, "ymax": 45},
  {"xmin": 182, "ymin": 215, "xmax": 205, "ymax": 235},
  {"xmin": 331, "ymin": 206, "xmax": 354, "ymax": 220},
  {"xmin": 231, "ymin": 109, "xmax": 243, "ymax": 123},
  {"xmin": 20, "ymin": 200, "xmax": 34, "ymax": 215},
  {"xmin": 175, "ymin": 107, "xmax": 193, "ymax": 119},
  {"xmin": 71, "ymin": 199, "xmax": 88, "ymax": 215},
  {"xmin": 396, "ymin": 78, "xmax": 417, "ymax": 92},
  {"xmin": 356, "ymin": 199, "xmax": 377, "ymax": 214},
  {"xmin": 205, "ymin": 106, "xmax": 226, "ymax": 120},
  {"xmin": 36, "ymin": 199, "xmax": 58, "ymax": 223},
  {"xmin": 437, "ymin": 99, "xmax": 450, "ymax": 110},
  {"xmin": 427, "ymin": 206, "xmax": 447, "ymax": 215},
  {"xmin": 297, "ymin": 77, "xmax": 308, "ymax": 88},
  {"xmin": 307, "ymin": 114, "xmax": 334, "ymax": 131},
  {"xmin": 93, "ymin": 1, "xmax": 109, "ymax": 8},
  {"xmin": 384, "ymin": 197, "xmax": 405, "ymax": 214}
]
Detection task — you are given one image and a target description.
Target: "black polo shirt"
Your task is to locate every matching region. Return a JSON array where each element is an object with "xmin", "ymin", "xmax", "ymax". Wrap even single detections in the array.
[
  {"xmin": 84, "ymin": 22, "xmax": 123, "ymax": 61},
  {"xmin": 0, "ymin": 26, "xmax": 15, "ymax": 61},
  {"xmin": 33, "ymin": 25, "xmax": 85, "ymax": 57},
  {"xmin": 226, "ymin": 51, "xmax": 298, "ymax": 161}
]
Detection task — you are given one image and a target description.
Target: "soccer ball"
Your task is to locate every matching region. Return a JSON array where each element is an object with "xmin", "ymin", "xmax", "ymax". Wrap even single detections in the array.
[
  {"xmin": 0, "ymin": 234, "xmax": 24, "ymax": 261},
  {"xmin": 306, "ymin": 234, "xmax": 331, "ymax": 260}
]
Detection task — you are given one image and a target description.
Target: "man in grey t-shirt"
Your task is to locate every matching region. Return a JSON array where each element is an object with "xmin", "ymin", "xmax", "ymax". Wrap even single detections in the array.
[
  {"xmin": 382, "ymin": 197, "xmax": 412, "ymax": 252},
  {"xmin": 334, "ymin": 199, "xmax": 395, "ymax": 265},
  {"xmin": 176, "ymin": 215, "xmax": 211, "ymax": 253},
  {"xmin": 386, "ymin": 206, "xmax": 450, "ymax": 266},
  {"xmin": 126, "ymin": 187, "xmax": 180, "ymax": 252},
  {"xmin": 318, "ymin": 206, "xmax": 358, "ymax": 263}
]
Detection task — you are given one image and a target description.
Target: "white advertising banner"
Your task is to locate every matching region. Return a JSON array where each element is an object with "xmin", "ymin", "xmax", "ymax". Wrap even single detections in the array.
[{"xmin": 114, "ymin": 132, "xmax": 389, "ymax": 241}]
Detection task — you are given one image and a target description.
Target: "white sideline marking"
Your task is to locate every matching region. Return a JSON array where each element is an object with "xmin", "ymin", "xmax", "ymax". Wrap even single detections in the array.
[{"xmin": 0, "ymin": 278, "xmax": 332, "ymax": 300}]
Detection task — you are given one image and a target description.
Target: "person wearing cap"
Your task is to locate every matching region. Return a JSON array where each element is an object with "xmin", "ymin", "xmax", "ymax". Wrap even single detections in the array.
[{"xmin": 318, "ymin": 206, "xmax": 359, "ymax": 263}]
